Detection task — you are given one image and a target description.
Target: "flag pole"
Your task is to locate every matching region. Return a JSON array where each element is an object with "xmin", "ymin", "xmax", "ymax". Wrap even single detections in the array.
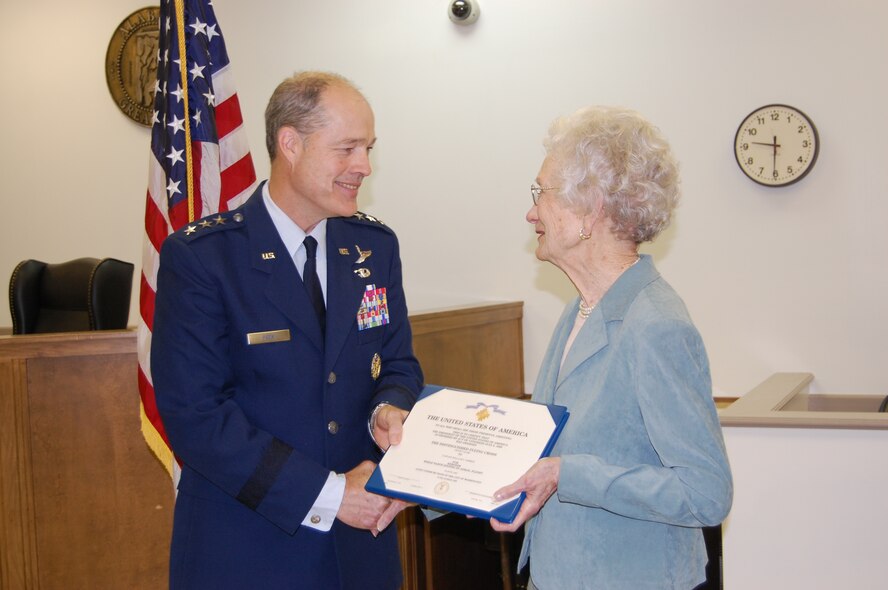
[{"xmin": 174, "ymin": 0, "xmax": 195, "ymax": 223}]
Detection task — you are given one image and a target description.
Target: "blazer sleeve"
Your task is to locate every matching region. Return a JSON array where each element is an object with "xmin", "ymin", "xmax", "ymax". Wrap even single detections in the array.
[
  {"xmin": 556, "ymin": 317, "xmax": 733, "ymax": 527},
  {"xmin": 151, "ymin": 235, "xmax": 331, "ymax": 535}
]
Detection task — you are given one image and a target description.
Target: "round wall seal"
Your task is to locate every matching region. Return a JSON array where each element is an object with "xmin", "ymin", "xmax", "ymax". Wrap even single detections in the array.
[{"xmin": 105, "ymin": 7, "xmax": 161, "ymax": 126}]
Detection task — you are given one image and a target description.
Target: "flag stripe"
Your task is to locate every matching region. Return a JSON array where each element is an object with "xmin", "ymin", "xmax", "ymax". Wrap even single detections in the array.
[
  {"xmin": 138, "ymin": 0, "xmax": 256, "ymax": 477},
  {"xmin": 215, "ymin": 93, "xmax": 243, "ymax": 138},
  {"xmin": 221, "ymin": 154, "xmax": 257, "ymax": 205}
]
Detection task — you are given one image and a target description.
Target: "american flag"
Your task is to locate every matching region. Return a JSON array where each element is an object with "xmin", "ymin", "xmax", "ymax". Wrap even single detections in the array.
[{"xmin": 138, "ymin": 0, "xmax": 256, "ymax": 476}]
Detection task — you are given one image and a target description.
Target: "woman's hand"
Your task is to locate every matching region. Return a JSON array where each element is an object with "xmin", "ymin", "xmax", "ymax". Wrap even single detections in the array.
[{"xmin": 489, "ymin": 457, "xmax": 561, "ymax": 532}]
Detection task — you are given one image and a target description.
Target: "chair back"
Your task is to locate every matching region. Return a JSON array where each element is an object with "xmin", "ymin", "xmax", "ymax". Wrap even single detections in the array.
[{"xmin": 9, "ymin": 257, "xmax": 134, "ymax": 334}]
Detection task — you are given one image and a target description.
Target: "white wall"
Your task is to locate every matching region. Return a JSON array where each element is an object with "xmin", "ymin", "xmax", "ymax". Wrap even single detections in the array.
[
  {"xmin": 722, "ymin": 426, "xmax": 888, "ymax": 589},
  {"xmin": 2, "ymin": 0, "xmax": 886, "ymax": 397}
]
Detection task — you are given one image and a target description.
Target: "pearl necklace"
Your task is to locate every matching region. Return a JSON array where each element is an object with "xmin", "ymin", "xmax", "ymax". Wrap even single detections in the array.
[{"xmin": 577, "ymin": 256, "xmax": 640, "ymax": 320}]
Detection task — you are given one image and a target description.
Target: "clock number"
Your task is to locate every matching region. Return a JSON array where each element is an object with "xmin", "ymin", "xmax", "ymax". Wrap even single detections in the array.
[
  {"xmin": 770, "ymin": 112, "xmax": 780, "ymax": 121},
  {"xmin": 756, "ymin": 116, "xmax": 765, "ymax": 125},
  {"xmin": 802, "ymin": 140, "xmax": 810, "ymax": 148},
  {"xmin": 797, "ymin": 125, "xmax": 806, "ymax": 134},
  {"xmin": 741, "ymin": 143, "xmax": 749, "ymax": 151},
  {"xmin": 772, "ymin": 169, "xmax": 779, "ymax": 179},
  {"xmin": 746, "ymin": 157, "xmax": 754, "ymax": 166},
  {"xmin": 787, "ymin": 166, "xmax": 794, "ymax": 175},
  {"xmin": 797, "ymin": 156, "xmax": 804, "ymax": 163},
  {"xmin": 748, "ymin": 128, "xmax": 758, "ymax": 136}
]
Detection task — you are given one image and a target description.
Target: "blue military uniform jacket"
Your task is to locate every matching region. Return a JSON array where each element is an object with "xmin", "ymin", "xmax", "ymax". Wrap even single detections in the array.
[{"xmin": 152, "ymin": 185, "xmax": 423, "ymax": 589}]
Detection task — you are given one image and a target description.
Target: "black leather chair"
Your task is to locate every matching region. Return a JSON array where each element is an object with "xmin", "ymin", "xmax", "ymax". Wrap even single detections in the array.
[{"xmin": 8, "ymin": 257, "xmax": 134, "ymax": 334}]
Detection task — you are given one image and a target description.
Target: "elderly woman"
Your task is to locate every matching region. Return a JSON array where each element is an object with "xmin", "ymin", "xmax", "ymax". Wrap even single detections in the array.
[{"xmin": 490, "ymin": 106, "xmax": 733, "ymax": 589}]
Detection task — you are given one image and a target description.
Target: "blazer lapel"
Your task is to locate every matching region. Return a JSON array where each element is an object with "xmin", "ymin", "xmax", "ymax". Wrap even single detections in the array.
[
  {"xmin": 533, "ymin": 308, "xmax": 572, "ymax": 404},
  {"xmin": 244, "ymin": 190, "xmax": 324, "ymax": 351},
  {"xmin": 553, "ymin": 255, "xmax": 660, "ymax": 390},
  {"xmin": 556, "ymin": 308, "xmax": 608, "ymax": 388}
]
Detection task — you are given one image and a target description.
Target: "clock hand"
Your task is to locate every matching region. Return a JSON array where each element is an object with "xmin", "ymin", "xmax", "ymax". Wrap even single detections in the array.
[{"xmin": 772, "ymin": 135, "xmax": 777, "ymax": 173}]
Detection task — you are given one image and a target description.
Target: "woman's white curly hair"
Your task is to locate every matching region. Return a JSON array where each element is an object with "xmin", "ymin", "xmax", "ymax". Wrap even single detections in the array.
[{"xmin": 544, "ymin": 106, "xmax": 681, "ymax": 244}]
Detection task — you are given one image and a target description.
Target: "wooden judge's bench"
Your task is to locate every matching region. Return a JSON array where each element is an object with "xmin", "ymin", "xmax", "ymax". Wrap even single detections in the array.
[{"xmin": 0, "ymin": 301, "xmax": 525, "ymax": 590}]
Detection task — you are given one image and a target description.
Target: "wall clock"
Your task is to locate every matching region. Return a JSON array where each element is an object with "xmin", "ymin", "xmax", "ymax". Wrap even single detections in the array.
[{"xmin": 733, "ymin": 104, "xmax": 819, "ymax": 187}]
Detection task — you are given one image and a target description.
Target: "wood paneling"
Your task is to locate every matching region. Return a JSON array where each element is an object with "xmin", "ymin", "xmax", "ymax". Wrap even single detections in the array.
[
  {"xmin": 0, "ymin": 331, "xmax": 171, "ymax": 590},
  {"xmin": 400, "ymin": 301, "xmax": 525, "ymax": 590},
  {"xmin": 410, "ymin": 301, "xmax": 524, "ymax": 398},
  {"xmin": 0, "ymin": 302, "xmax": 524, "ymax": 589}
]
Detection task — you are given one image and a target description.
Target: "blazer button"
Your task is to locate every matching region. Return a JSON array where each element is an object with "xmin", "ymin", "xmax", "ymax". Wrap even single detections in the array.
[
  {"xmin": 327, "ymin": 372, "xmax": 337, "ymax": 384},
  {"xmin": 327, "ymin": 421, "xmax": 340, "ymax": 434},
  {"xmin": 310, "ymin": 515, "xmax": 321, "ymax": 524}
]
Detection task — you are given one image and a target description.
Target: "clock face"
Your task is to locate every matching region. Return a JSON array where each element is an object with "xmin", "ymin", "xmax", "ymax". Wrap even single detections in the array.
[{"xmin": 734, "ymin": 104, "xmax": 819, "ymax": 187}]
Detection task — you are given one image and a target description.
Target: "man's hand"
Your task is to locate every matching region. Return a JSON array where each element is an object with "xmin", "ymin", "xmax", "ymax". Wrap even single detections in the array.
[
  {"xmin": 489, "ymin": 457, "xmax": 561, "ymax": 533},
  {"xmin": 336, "ymin": 460, "xmax": 392, "ymax": 533},
  {"xmin": 375, "ymin": 498, "xmax": 413, "ymax": 533},
  {"xmin": 371, "ymin": 405, "xmax": 409, "ymax": 450}
]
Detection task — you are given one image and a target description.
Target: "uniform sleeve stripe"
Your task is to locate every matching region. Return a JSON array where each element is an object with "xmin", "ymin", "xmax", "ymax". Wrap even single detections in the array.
[{"xmin": 235, "ymin": 438, "xmax": 293, "ymax": 510}]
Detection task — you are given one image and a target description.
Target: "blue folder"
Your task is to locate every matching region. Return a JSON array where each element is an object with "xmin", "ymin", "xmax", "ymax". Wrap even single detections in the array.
[{"xmin": 365, "ymin": 384, "xmax": 569, "ymax": 523}]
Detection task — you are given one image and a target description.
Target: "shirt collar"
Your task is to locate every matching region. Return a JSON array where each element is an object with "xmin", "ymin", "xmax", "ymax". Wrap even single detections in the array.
[{"xmin": 262, "ymin": 182, "xmax": 327, "ymax": 261}]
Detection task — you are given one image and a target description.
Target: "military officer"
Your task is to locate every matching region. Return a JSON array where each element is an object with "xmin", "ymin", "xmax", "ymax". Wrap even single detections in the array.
[{"xmin": 152, "ymin": 71, "xmax": 423, "ymax": 589}]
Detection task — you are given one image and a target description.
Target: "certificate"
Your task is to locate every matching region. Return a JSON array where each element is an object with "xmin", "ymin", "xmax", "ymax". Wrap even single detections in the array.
[{"xmin": 365, "ymin": 385, "xmax": 569, "ymax": 523}]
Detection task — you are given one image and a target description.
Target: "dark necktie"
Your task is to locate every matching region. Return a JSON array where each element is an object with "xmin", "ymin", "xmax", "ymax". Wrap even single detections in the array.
[{"xmin": 302, "ymin": 236, "xmax": 326, "ymax": 334}]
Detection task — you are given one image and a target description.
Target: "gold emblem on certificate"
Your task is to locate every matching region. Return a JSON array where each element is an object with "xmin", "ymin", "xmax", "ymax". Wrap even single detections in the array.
[{"xmin": 370, "ymin": 353, "xmax": 382, "ymax": 380}]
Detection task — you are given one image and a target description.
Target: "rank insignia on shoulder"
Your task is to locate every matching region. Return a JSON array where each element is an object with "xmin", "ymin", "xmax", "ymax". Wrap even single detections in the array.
[
  {"xmin": 352, "ymin": 211, "xmax": 386, "ymax": 226},
  {"xmin": 180, "ymin": 210, "xmax": 244, "ymax": 240}
]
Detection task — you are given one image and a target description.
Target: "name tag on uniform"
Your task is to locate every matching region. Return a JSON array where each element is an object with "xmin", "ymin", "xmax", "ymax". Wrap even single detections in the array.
[{"xmin": 246, "ymin": 329, "xmax": 291, "ymax": 345}]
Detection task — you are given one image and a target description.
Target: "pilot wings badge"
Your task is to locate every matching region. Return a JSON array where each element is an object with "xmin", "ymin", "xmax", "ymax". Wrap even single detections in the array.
[{"xmin": 355, "ymin": 245, "xmax": 372, "ymax": 264}]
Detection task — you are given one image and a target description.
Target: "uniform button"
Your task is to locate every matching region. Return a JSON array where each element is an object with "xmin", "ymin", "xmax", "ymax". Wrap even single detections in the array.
[
  {"xmin": 310, "ymin": 515, "xmax": 321, "ymax": 525},
  {"xmin": 327, "ymin": 372, "xmax": 337, "ymax": 384},
  {"xmin": 327, "ymin": 421, "xmax": 339, "ymax": 434}
]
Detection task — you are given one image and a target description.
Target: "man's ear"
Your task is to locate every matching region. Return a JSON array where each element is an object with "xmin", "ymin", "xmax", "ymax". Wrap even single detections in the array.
[{"xmin": 277, "ymin": 126, "xmax": 303, "ymax": 164}]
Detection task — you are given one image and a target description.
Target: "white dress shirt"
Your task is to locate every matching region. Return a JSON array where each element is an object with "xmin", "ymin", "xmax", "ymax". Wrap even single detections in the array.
[{"xmin": 263, "ymin": 184, "xmax": 344, "ymax": 532}]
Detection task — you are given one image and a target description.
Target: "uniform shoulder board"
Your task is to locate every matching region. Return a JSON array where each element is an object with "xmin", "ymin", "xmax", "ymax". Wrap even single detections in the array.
[
  {"xmin": 178, "ymin": 211, "xmax": 246, "ymax": 241},
  {"xmin": 351, "ymin": 211, "xmax": 387, "ymax": 226}
]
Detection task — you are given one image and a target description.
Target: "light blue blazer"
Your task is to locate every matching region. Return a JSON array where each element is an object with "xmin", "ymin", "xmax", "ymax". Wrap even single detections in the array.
[{"xmin": 519, "ymin": 255, "xmax": 733, "ymax": 589}]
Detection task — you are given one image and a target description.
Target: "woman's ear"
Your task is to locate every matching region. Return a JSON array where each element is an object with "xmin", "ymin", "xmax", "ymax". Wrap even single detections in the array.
[{"xmin": 581, "ymin": 198, "xmax": 605, "ymax": 232}]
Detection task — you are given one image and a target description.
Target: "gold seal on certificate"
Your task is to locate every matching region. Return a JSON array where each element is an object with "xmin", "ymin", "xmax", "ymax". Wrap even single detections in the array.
[{"xmin": 365, "ymin": 385, "xmax": 569, "ymax": 523}]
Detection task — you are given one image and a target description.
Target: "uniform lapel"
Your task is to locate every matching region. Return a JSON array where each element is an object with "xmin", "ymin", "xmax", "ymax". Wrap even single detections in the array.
[
  {"xmin": 323, "ymin": 218, "xmax": 369, "ymax": 369},
  {"xmin": 244, "ymin": 190, "xmax": 324, "ymax": 351}
]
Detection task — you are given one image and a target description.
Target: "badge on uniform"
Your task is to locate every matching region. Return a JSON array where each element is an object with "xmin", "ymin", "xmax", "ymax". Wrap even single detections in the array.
[
  {"xmin": 370, "ymin": 353, "xmax": 382, "ymax": 380},
  {"xmin": 357, "ymin": 284, "xmax": 390, "ymax": 331}
]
